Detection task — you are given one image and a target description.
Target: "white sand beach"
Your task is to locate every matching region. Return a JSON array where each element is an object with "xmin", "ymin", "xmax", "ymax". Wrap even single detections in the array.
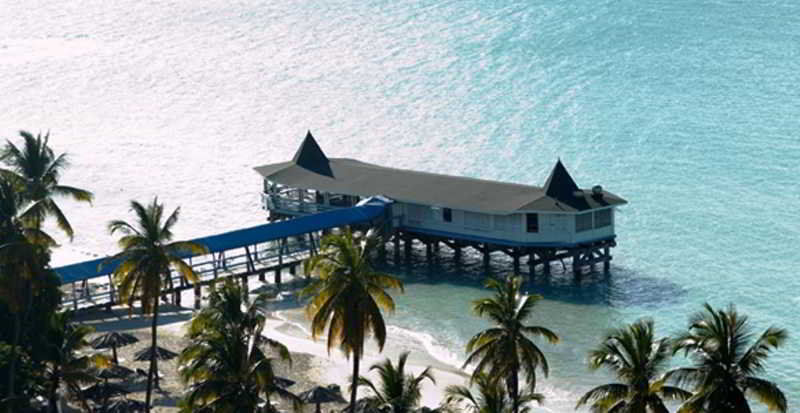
[{"xmin": 70, "ymin": 274, "xmax": 469, "ymax": 412}]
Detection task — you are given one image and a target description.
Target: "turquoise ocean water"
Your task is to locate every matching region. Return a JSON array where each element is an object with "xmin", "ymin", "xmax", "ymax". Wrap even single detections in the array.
[{"xmin": 2, "ymin": 0, "xmax": 799, "ymax": 410}]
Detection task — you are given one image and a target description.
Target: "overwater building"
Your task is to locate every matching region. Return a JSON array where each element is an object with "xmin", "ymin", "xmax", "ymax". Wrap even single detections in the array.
[{"xmin": 255, "ymin": 132, "xmax": 627, "ymax": 275}]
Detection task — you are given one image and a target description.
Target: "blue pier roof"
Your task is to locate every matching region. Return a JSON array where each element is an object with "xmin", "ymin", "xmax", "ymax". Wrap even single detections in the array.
[{"xmin": 55, "ymin": 201, "xmax": 388, "ymax": 284}]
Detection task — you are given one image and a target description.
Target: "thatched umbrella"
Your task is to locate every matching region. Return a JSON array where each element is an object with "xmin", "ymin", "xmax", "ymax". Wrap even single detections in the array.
[
  {"xmin": 91, "ymin": 332, "xmax": 139, "ymax": 364},
  {"xmin": 134, "ymin": 345, "xmax": 178, "ymax": 389},
  {"xmin": 133, "ymin": 345, "xmax": 178, "ymax": 362},
  {"xmin": 345, "ymin": 399, "xmax": 389, "ymax": 413},
  {"xmin": 80, "ymin": 382, "xmax": 129, "ymax": 401},
  {"xmin": 98, "ymin": 364, "xmax": 135, "ymax": 381},
  {"xmin": 299, "ymin": 385, "xmax": 346, "ymax": 413},
  {"xmin": 101, "ymin": 397, "xmax": 147, "ymax": 413},
  {"xmin": 272, "ymin": 376, "xmax": 295, "ymax": 389}
]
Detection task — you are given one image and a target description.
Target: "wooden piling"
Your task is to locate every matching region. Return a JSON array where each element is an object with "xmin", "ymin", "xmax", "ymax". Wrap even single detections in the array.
[
  {"xmin": 483, "ymin": 244, "xmax": 491, "ymax": 272},
  {"xmin": 194, "ymin": 284, "xmax": 201, "ymax": 309}
]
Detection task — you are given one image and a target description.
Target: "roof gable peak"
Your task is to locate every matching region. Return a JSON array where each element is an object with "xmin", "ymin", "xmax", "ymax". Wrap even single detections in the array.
[
  {"xmin": 544, "ymin": 159, "xmax": 579, "ymax": 200},
  {"xmin": 292, "ymin": 131, "xmax": 333, "ymax": 177}
]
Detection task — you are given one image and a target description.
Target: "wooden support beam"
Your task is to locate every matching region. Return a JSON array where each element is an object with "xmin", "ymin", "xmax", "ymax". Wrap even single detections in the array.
[
  {"xmin": 483, "ymin": 244, "xmax": 491, "ymax": 272},
  {"xmin": 72, "ymin": 282, "xmax": 78, "ymax": 311},
  {"xmin": 259, "ymin": 270, "xmax": 266, "ymax": 282},
  {"xmin": 244, "ymin": 245, "xmax": 255, "ymax": 273},
  {"xmin": 194, "ymin": 283, "xmax": 201, "ymax": 309},
  {"xmin": 107, "ymin": 274, "xmax": 116, "ymax": 305},
  {"xmin": 404, "ymin": 234, "xmax": 412, "ymax": 262},
  {"xmin": 603, "ymin": 246, "xmax": 611, "ymax": 273},
  {"xmin": 513, "ymin": 253, "xmax": 520, "ymax": 275},
  {"xmin": 175, "ymin": 276, "xmax": 182, "ymax": 307}
]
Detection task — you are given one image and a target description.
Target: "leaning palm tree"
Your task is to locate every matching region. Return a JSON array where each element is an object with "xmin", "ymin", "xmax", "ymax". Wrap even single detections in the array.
[
  {"xmin": 301, "ymin": 228, "xmax": 404, "ymax": 413},
  {"xmin": 0, "ymin": 130, "xmax": 93, "ymax": 239},
  {"xmin": 464, "ymin": 276, "xmax": 558, "ymax": 413},
  {"xmin": 357, "ymin": 351, "xmax": 435, "ymax": 413},
  {"xmin": 179, "ymin": 279, "xmax": 299, "ymax": 412},
  {"xmin": 106, "ymin": 198, "xmax": 207, "ymax": 413},
  {"xmin": 669, "ymin": 303, "xmax": 788, "ymax": 413},
  {"xmin": 576, "ymin": 318, "xmax": 691, "ymax": 413},
  {"xmin": 0, "ymin": 179, "xmax": 57, "ymax": 413},
  {"xmin": 444, "ymin": 373, "xmax": 542, "ymax": 413},
  {"xmin": 40, "ymin": 310, "xmax": 110, "ymax": 413}
]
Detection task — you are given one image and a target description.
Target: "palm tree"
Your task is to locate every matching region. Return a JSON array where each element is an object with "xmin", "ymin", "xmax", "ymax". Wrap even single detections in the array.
[
  {"xmin": 40, "ymin": 310, "xmax": 109, "ymax": 413},
  {"xmin": 179, "ymin": 279, "xmax": 299, "ymax": 412},
  {"xmin": 0, "ymin": 130, "xmax": 93, "ymax": 239},
  {"xmin": 0, "ymin": 179, "xmax": 57, "ymax": 413},
  {"xmin": 444, "ymin": 373, "xmax": 542, "ymax": 413},
  {"xmin": 464, "ymin": 276, "xmax": 558, "ymax": 413},
  {"xmin": 576, "ymin": 318, "xmax": 691, "ymax": 413},
  {"xmin": 301, "ymin": 228, "xmax": 404, "ymax": 413},
  {"xmin": 357, "ymin": 352, "xmax": 435, "ymax": 413},
  {"xmin": 669, "ymin": 303, "xmax": 788, "ymax": 413},
  {"xmin": 106, "ymin": 198, "xmax": 207, "ymax": 413}
]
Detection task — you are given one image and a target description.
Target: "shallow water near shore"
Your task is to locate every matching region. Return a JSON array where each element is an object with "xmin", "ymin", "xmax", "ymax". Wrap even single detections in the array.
[{"xmin": 3, "ymin": 0, "xmax": 800, "ymax": 411}]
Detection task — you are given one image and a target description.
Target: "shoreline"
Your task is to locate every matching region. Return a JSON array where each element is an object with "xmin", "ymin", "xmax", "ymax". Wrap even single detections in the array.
[{"xmin": 70, "ymin": 275, "xmax": 472, "ymax": 412}]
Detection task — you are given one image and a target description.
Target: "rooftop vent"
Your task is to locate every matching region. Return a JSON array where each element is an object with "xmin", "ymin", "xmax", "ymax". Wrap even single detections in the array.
[{"xmin": 592, "ymin": 185, "xmax": 604, "ymax": 197}]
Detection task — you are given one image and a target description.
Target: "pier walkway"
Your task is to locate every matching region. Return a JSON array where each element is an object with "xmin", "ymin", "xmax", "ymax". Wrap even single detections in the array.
[{"xmin": 54, "ymin": 200, "xmax": 390, "ymax": 311}]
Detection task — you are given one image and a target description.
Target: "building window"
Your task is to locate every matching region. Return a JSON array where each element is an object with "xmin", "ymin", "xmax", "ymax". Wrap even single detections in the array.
[
  {"xmin": 407, "ymin": 204, "xmax": 425, "ymax": 225},
  {"xmin": 464, "ymin": 211, "xmax": 491, "ymax": 230},
  {"xmin": 526, "ymin": 213, "xmax": 539, "ymax": 233},
  {"xmin": 495, "ymin": 214, "xmax": 520, "ymax": 232},
  {"xmin": 443, "ymin": 208, "xmax": 452, "ymax": 222},
  {"xmin": 576, "ymin": 213, "xmax": 593, "ymax": 233},
  {"xmin": 594, "ymin": 209, "xmax": 612, "ymax": 228}
]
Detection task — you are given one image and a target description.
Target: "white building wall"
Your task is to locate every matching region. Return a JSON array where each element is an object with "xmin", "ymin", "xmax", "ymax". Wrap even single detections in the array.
[
  {"xmin": 402, "ymin": 203, "xmax": 615, "ymax": 245},
  {"xmin": 396, "ymin": 203, "xmax": 615, "ymax": 245}
]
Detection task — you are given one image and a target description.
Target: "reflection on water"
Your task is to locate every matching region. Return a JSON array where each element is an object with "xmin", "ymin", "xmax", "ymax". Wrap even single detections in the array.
[{"xmin": 374, "ymin": 244, "xmax": 687, "ymax": 308}]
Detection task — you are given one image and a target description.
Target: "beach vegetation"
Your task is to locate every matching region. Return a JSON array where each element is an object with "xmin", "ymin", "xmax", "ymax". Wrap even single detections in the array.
[
  {"xmin": 178, "ymin": 278, "xmax": 299, "ymax": 412},
  {"xmin": 0, "ymin": 177, "xmax": 60, "ymax": 412},
  {"xmin": 669, "ymin": 303, "xmax": 788, "ymax": 413},
  {"xmin": 576, "ymin": 318, "xmax": 691, "ymax": 413},
  {"xmin": 464, "ymin": 276, "xmax": 558, "ymax": 413},
  {"xmin": 301, "ymin": 228, "xmax": 404, "ymax": 413},
  {"xmin": 444, "ymin": 372, "xmax": 542, "ymax": 413},
  {"xmin": 0, "ymin": 130, "xmax": 93, "ymax": 240},
  {"xmin": 106, "ymin": 197, "xmax": 207, "ymax": 413},
  {"xmin": 40, "ymin": 310, "xmax": 109, "ymax": 413},
  {"xmin": 356, "ymin": 351, "xmax": 435, "ymax": 413}
]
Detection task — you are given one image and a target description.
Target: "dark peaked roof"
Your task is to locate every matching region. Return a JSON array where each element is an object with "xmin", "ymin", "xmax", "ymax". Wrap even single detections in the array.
[
  {"xmin": 537, "ymin": 160, "xmax": 593, "ymax": 211},
  {"xmin": 254, "ymin": 136, "xmax": 627, "ymax": 214},
  {"xmin": 544, "ymin": 159, "xmax": 579, "ymax": 199},
  {"xmin": 293, "ymin": 131, "xmax": 333, "ymax": 177}
]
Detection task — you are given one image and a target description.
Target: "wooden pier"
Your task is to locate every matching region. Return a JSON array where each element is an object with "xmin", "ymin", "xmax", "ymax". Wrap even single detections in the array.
[{"xmin": 387, "ymin": 229, "xmax": 615, "ymax": 276}]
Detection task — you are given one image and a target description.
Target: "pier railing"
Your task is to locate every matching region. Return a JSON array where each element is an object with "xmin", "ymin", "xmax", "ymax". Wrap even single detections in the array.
[{"xmin": 261, "ymin": 193, "xmax": 344, "ymax": 215}]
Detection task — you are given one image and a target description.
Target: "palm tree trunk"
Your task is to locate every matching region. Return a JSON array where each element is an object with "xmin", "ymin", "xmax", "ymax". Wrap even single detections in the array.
[
  {"xmin": 5, "ymin": 312, "xmax": 21, "ymax": 413},
  {"xmin": 507, "ymin": 371, "xmax": 519, "ymax": 413},
  {"xmin": 350, "ymin": 355, "xmax": 360, "ymax": 413},
  {"xmin": 6, "ymin": 278, "xmax": 32, "ymax": 413},
  {"xmin": 145, "ymin": 298, "xmax": 160, "ymax": 413},
  {"xmin": 47, "ymin": 370, "xmax": 60, "ymax": 413}
]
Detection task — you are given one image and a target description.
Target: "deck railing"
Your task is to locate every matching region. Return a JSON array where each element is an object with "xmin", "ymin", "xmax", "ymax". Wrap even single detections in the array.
[{"xmin": 261, "ymin": 193, "xmax": 343, "ymax": 215}]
